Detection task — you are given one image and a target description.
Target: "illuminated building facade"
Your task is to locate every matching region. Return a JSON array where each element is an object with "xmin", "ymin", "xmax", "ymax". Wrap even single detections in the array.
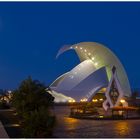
[{"xmin": 50, "ymin": 42, "xmax": 131, "ymax": 108}]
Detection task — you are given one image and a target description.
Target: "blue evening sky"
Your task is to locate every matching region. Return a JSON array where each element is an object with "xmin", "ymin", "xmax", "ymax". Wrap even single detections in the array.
[{"xmin": 0, "ymin": 2, "xmax": 139, "ymax": 90}]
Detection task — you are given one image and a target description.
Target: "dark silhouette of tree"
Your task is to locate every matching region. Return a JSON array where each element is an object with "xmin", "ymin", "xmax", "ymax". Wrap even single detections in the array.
[{"xmin": 11, "ymin": 76, "xmax": 55, "ymax": 138}]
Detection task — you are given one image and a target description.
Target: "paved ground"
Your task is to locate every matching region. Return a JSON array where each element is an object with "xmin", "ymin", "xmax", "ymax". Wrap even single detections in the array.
[
  {"xmin": 53, "ymin": 106, "xmax": 140, "ymax": 138},
  {"xmin": 0, "ymin": 121, "xmax": 9, "ymax": 138},
  {"xmin": 0, "ymin": 109, "xmax": 22, "ymax": 138}
]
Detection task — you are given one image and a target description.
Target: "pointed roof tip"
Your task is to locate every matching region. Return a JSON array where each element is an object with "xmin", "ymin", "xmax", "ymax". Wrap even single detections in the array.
[{"xmin": 56, "ymin": 44, "xmax": 72, "ymax": 59}]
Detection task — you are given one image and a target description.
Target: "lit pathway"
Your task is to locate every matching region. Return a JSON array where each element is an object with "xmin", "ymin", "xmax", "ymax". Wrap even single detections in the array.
[{"xmin": 0, "ymin": 121, "xmax": 9, "ymax": 138}]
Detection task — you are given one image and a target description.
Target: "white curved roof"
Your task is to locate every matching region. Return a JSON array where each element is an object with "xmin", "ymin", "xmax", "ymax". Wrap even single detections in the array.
[
  {"xmin": 72, "ymin": 66, "xmax": 109, "ymax": 101},
  {"xmin": 50, "ymin": 72, "xmax": 69, "ymax": 87},
  {"xmin": 56, "ymin": 42, "xmax": 131, "ymax": 97},
  {"xmin": 48, "ymin": 90, "xmax": 73, "ymax": 103},
  {"xmin": 51, "ymin": 63, "xmax": 108, "ymax": 101},
  {"xmin": 54, "ymin": 60, "xmax": 96, "ymax": 90}
]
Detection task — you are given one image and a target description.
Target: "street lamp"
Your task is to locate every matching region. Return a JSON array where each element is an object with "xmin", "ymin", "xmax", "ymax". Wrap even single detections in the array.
[
  {"xmin": 68, "ymin": 99, "xmax": 75, "ymax": 103},
  {"xmin": 80, "ymin": 98, "xmax": 87, "ymax": 102}
]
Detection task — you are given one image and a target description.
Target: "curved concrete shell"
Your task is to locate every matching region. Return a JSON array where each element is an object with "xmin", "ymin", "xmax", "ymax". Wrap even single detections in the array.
[
  {"xmin": 56, "ymin": 42, "xmax": 131, "ymax": 97},
  {"xmin": 48, "ymin": 90, "xmax": 73, "ymax": 103},
  {"xmin": 51, "ymin": 60, "xmax": 108, "ymax": 101},
  {"xmin": 51, "ymin": 72, "xmax": 69, "ymax": 87}
]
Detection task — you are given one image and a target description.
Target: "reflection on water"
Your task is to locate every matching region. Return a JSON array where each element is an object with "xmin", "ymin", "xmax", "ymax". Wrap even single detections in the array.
[
  {"xmin": 53, "ymin": 106, "xmax": 140, "ymax": 138},
  {"xmin": 64, "ymin": 117, "xmax": 78, "ymax": 130},
  {"xmin": 114, "ymin": 121, "xmax": 129, "ymax": 137},
  {"xmin": 64, "ymin": 117, "xmax": 77, "ymax": 124}
]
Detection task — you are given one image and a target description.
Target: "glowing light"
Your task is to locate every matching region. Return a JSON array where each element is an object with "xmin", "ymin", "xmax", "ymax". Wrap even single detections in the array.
[
  {"xmin": 120, "ymin": 99, "xmax": 125, "ymax": 103},
  {"xmin": 68, "ymin": 99, "xmax": 76, "ymax": 103},
  {"xmin": 92, "ymin": 99, "xmax": 98, "ymax": 102},
  {"xmin": 80, "ymin": 98, "xmax": 87, "ymax": 102},
  {"xmin": 95, "ymin": 62, "xmax": 98, "ymax": 66},
  {"xmin": 99, "ymin": 115, "xmax": 104, "ymax": 118},
  {"xmin": 8, "ymin": 91, "xmax": 12, "ymax": 94},
  {"xmin": 102, "ymin": 88, "xmax": 106, "ymax": 92},
  {"xmin": 72, "ymin": 99, "xmax": 76, "ymax": 103},
  {"xmin": 84, "ymin": 49, "xmax": 87, "ymax": 52},
  {"xmin": 88, "ymin": 53, "xmax": 91, "ymax": 56},
  {"xmin": 99, "ymin": 98, "xmax": 103, "ymax": 101},
  {"xmin": 70, "ymin": 47, "xmax": 73, "ymax": 49},
  {"xmin": 75, "ymin": 46, "xmax": 78, "ymax": 49},
  {"xmin": 80, "ymin": 47, "xmax": 82, "ymax": 50},
  {"xmin": 83, "ymin": 98, "xmax": 87, "ymax": 102},
  {"xmin": 69, "ymin": 99, "xmax": 73, "ymax": 102},
  {"xmin": 10, "ymin": 124, "xmax": 20, "ymax": 127},
  {"xmin": 91, "ymin": 57, "xmax": 95, "ymax": 60}
]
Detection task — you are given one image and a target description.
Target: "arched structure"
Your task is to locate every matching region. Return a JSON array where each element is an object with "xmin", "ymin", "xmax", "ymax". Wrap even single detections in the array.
[{"xmin": 50, "ymin": 42, "xmax": 131, "ymax": 102}]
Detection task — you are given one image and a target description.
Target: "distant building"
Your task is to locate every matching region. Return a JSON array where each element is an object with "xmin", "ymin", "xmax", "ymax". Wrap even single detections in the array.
[{"xmin": 0, "ymin": 90, "xmax": 12, "ymax": 104}]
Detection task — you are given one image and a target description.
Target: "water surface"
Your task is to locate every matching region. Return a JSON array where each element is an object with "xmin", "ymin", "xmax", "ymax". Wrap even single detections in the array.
[{"xmin": 53, "ymin": 106, "xmax": 140, "ymax": 138}]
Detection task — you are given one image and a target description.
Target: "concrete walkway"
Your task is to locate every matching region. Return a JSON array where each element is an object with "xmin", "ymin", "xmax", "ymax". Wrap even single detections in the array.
[{"xmin": 0, "ymin": 121, "xmax": 9, "ymax": 138}]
